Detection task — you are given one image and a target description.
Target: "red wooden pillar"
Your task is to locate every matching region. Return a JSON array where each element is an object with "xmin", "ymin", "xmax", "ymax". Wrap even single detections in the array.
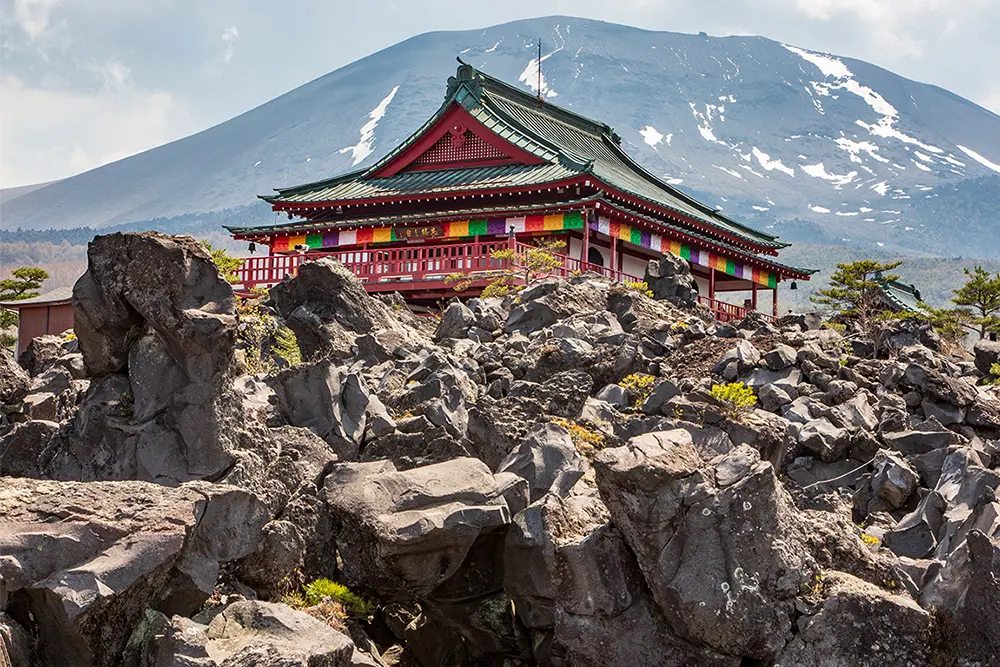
[
  {"xmin": 772, "ymin": 286, "xmax": 779, "ymax": 317},
  {"xmin": 709, "ymin": 268, "xmax": 716, "ymax": 301},
  {"xmin": 610, "ymin": 235, "xmax": 618, "ymax": 276},
  {"xmin": 580, "ymin": 217, "xmax": 590, "ymax": 267},
  {"xmin": 751, "ymin": 282, "xmax": 758, "ymax": 311}
]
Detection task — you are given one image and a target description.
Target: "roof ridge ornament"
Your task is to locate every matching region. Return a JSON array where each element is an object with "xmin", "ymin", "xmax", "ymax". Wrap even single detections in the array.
[{"xmin": 446, "ymin": 58, "xmax": 483, "ymax": 102}]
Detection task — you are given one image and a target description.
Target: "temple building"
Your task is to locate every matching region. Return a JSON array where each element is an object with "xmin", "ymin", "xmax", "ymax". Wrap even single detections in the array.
[{"xmin": 227, "ymin": 61, "xmax": 814, "ymax": 320}]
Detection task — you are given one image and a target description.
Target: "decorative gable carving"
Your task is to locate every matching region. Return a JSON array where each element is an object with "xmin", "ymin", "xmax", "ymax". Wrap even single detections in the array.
[
  {"xmin": 409, "ymin": 124, "xmax": 510, "ymax": 168},
  {"xmin": 371, "ymin": 103, "xmax": 546, "ymax": 177}
]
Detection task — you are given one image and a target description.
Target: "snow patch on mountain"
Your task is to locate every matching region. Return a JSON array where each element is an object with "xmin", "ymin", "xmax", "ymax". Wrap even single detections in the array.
[
  {"xmin": 809, "ymin": 204, "xmax": 831, "ymax": 213},
  {"xmin": 640, "ymin": 125, "xmax": 670, "ymax": 148},
  {"xmin": 751, "ymin": 147, "xmax": 795, "ymax": 177},
  {"xmin": 958, "ymin": 145, "xmax": 1000, "ymax": 174},
  {"xmin": 339, "ymin": 85, "xmax": 400, "ymax": 166},
  {"xmin": 782, "ymin": 44, "xmax": 943, "ymax": 155},
  {"xmin": 800, "ymin": 162, "xmax": 857, "ymax": 187}
]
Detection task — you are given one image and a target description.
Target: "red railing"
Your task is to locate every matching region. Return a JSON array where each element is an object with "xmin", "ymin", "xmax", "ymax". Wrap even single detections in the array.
[
  {"xmin": 234, "ymin": 241, "xmax": 772, "ymax": 323},
  {"xmin": 698, "ymin": 296, "xmax": 775, "ymax": 323},
  {"xmin": 235, "ymin": 240, "xmax": 509, "ymax": 289}
]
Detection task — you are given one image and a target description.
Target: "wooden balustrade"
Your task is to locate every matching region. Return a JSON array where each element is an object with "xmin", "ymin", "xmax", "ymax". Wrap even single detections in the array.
[{"xmin": 234, "ymin": 241, "xmax": 774, "ymax": 324}]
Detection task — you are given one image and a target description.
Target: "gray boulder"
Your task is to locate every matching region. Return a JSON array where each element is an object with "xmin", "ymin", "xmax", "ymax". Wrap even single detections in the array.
[
  {"xmin": 0, "ymin": 349, "xmax": 29, "ymax": 404},
  {"xmin": 776, "ymin": 572, "xmax": 931, "ymax": 667},
  {"xmin": 270, "ymin": 257, "xmax": 423, "ymax": 359},
  {"xmin": 322, "ymin": 458, "xmax": 516, "ymax": 598},
  {"xmin": 798, "ymin": 418, "xmax": 851, "ymax": 462},
  {"xmin": 270, "ymin": 360, "xmax": 390, "ymax": 460},
  {"xmin": 129, "ymin": 601, "xmax": 355, "ymax": 667},
  {"xmin": 593, "ymin": 428, "xmax": 815, "ymax": 659},
  {"xmin": 497, "ymin": 422, "xmax": 585, "ymax": 503},
  {"xmin": 643, "ymin": 254, "xmax": 697, "ymax": 307},
  {"xmin": 762, "ymin": 343, "xmax": 797, "ymax": 371},
  {"xmin": 973, "ymin": 338, "xmax": 1000, "ymax": 375},
  {"xmin": 0, "ymin": 476, "xmax": 268, "ymax": 667},
  {"xmin": 434, "ymin": 301, "xmax": 477, "ymax": 341}
]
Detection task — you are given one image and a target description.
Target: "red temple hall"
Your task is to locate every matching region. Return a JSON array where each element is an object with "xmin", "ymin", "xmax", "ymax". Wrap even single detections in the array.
[{"xmin": 228, "ymin": 61, "xmax": 814, "ymax": 320}]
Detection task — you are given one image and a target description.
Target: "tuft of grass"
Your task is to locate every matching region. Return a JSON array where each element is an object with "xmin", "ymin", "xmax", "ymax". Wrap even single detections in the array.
[{"xmin": 302, "ymin": 578, "xmax": 374, "ymax": 618}]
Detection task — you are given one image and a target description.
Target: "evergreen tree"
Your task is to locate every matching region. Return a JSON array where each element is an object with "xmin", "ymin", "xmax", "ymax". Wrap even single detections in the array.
[
  {"xmin": 810, "ymin": 259, "xmax": 902, "ymax": 328},
  {"xmin": 0, "ymin": 267, "xmax": 49, "ymax": 347},
  {"xmin": 951, "ymin": 266, "xmax": 1000, "ymax": 338}
]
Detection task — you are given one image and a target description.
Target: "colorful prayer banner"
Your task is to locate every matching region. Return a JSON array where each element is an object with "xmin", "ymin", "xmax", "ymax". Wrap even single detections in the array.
[{"xmin": 267, "ymin": 210, "xmax": 775, "ymax": 287}]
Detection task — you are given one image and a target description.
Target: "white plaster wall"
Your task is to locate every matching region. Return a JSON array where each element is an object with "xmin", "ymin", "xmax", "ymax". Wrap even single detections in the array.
[{"xmin": 623, "ymin": 255, "xmax": 648, "ymax": 280}]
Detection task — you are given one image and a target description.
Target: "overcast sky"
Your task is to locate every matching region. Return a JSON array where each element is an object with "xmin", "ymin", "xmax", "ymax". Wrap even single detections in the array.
[{"xmin": 2, "ymin": 0, "xmax": 998, "ymax": 189}]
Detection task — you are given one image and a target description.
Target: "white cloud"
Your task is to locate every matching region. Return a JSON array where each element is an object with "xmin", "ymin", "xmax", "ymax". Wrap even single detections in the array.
[
  {"xmin": 0, "ymin": 73, "xmax": 191, "ymax": 187},
  {"xmin": 221, "ymin": 25, "xmax": 239, "ymax": 63},
  {"xmin": 12, "ymin": 0, "xmax": 61, "ymax": 41},
  {"xmin": 86, "ymin": 58, "xmax": 132, "ymax": 93}
]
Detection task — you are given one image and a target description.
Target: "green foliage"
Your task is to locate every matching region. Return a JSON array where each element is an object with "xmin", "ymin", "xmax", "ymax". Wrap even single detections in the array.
[
  {"xmin": 552, "ymin": 418, "xmax": 606, "ymax": 457},
  {"xmin": 446, "ymin": 238, "xmax": 567, "ymax": 298},
  {"xmin": 271, "ymin": 326, "xmax": 302, "ymax": 366},
  {"xmin": 951, "ymin": 266, "xmax": 1000, "ymax": 338},
  {"xmin": 201, "ymin": 241, "xmax": 242, "ymax": 284},
  {"xmin": 710, "ymin": 382, "xmax": 757, "ymax": 418},
  {"xmin": 621, "ymin": 280, "xmax": 654, "ymax": 298},
  {"xmin": 982, "ymin": 362, "xmax": 1000, "ymax": 386},
  {"xmin": 0, "ymin": 266, "xmax": 49, "ymax": 346},
  {"xmin": 811, "ymin": 259, "xmax": 902, "ymax": 328},
  {"xmin": 301, "ymin": 579, "xmax": 374, "ymax": 618},
  {"xmin": 618, "ymin": 373, "xmax": 656, "ymax": 406},
  {"xmin": 913, "ymin": 304, "xmax": 973, "ymax": 349},
  {"xmin": 236, "ymin": 292, "xmax": 302, "ymax": 373}
]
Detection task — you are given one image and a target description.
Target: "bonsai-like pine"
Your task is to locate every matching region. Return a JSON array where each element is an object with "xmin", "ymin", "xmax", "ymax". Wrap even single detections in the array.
[
  {"xmin": 951, "ymin": 266, "xmax": 1000, "ymax": 339},
  {"xmin": 201, "ymin": 241, "xmax": 243, "ymax": 284},
  {"xmin": 810, "ymin": 260, "xmax": 902, "ymax": 330},
  {"xmin": 446, "ymin": 238, "xmax": 567, "ymax": 298},
  {"xmin": 1, "ymin": 266, "xmax": 49, "ymax": 347}
]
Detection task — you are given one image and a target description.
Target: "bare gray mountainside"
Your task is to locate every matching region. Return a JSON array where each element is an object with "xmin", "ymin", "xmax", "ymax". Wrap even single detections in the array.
[{"xmin": 1, "ymin": 231, "xmax": 1000, "ymax": 665}]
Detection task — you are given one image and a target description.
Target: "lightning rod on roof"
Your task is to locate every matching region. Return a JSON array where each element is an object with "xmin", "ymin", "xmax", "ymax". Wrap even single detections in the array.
[{"xmin": 537, "ymin": 37, "xmax": 543, "ymax": 103}]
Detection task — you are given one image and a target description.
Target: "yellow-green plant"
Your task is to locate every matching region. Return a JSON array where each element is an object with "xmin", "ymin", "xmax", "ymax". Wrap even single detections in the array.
[
  {"xmin": 201, "ymin": 241, "xmax": 243, "ymax": 284},
  {"xmin": 300, "ymin": 579, "xmax": 374, "ymax": 618},
  {"xmin": 272, "ymin": 326, "xmax": 302, "ymax": 366},
  {"xmin": 553, "ymin": 418, "xmax": 606, "ymax": 457},
  {"xmin": 622, "ymin": 280, "xmax": 654, "ymax": 298},
  {"xmin": 710, "ymin": 382, "xmax": 757, "ymax": 417},
  {"xmin": 983, "ymin": 362, "xmax": 1000, "ymax": 386},
  {"xmin": 619, "ymin": 373, "xmax": 656, "ymax": 406},
  {"xmin": 861, "ymin": 533, "xmax": 880, "ymax": 547},
  {"xmin": 445, "ymin": 238, "xmax": 567, "ymax": 298}
]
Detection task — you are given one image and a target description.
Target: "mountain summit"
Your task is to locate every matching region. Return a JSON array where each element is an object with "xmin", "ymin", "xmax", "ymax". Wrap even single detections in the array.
[{"xmin": 3, "ymin": 16, "xmax": 999, "ymax": 257}]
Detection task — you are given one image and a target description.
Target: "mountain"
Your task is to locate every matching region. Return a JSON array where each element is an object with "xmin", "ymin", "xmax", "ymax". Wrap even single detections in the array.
[{"xmin": 3, "ymin": 16, "xmax": 1000, "ymax": 259}]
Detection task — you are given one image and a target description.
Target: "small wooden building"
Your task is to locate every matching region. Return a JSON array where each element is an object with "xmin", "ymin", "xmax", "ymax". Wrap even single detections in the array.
[
  {"xmin": 0, "ymin": 287, "xmax": 74, "ymax": 356},
  {"xmin": 228, "ymin": 61, "xmax": 814, "ymax": 320}
]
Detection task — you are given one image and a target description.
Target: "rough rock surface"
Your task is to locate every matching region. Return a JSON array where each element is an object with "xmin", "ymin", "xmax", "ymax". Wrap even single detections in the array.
[
  {"xmin": 0, "ymin": 476, "xmax": 268, "ymax": 667},
  {"xmin": 5, "ymin": 232, "xmax": 1000, "ymax": 666}
]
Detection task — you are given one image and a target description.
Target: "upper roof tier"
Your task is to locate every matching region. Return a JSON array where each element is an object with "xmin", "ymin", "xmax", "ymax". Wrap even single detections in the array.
[{"xmin": 258, "ymin": 60, "xmax": 787, "ymax": 251}]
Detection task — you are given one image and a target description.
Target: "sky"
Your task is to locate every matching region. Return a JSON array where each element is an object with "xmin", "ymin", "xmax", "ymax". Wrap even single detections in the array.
[{"xmin": 2, "ymin": 0, "xmax": 998, "ymax": 189}]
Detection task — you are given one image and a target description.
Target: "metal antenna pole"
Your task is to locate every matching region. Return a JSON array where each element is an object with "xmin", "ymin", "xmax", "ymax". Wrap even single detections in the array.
[{"xmin": 537, "ymin": 38, "xmax": 543, "ymax": 102}]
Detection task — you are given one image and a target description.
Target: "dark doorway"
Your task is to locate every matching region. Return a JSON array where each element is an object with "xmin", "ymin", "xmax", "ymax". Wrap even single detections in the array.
[{"xmin": 587, "ymin": 247, "xmax": 604, "ymax": 266}]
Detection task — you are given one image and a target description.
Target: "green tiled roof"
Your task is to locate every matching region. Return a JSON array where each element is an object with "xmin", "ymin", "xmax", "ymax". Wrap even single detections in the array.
[
  {"xmin": 259, "ymin": 60, "xmax": 787, "ymax": 251},
  {"xmin": 880, "ymin": 279, "xmax": 923, "ymax": 313}
]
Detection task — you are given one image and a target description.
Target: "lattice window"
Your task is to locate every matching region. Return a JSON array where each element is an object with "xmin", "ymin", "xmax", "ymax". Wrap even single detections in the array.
[{"xmin": 411, "ymin": 129, "xmax": 509, "ymax": 167}]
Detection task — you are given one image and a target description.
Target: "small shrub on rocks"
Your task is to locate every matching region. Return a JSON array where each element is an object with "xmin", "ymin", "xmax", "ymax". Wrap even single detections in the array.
[
  {"xmin": 710, "ymin": 381, "xmax": 756, "ymax": 418},
  {"xmin": 553, "ymin": 418, "xmax": 606, "ymax": 457},
  {"xmin": 619, "ymin": 373, "xmax": 656, "ymax": 406}
]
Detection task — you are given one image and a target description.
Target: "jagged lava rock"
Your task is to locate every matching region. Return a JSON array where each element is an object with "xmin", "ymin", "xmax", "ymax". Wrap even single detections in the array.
[{"xmin": 0, "ymin": 476, "xmax": 268, "ymax": 667}]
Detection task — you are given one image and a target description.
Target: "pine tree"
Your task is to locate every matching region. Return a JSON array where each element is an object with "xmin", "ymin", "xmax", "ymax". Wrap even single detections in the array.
[
  {"xmin": 0, "ymin": 267, "xmax": 50, "ymax": 347},
  {"xmin": 952, "ymin": 266, "xmax": 1000, "ymax": 339},
  {"xmin": 810, "ymin": 259, "xmax": 902, "ymax": 329}
]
